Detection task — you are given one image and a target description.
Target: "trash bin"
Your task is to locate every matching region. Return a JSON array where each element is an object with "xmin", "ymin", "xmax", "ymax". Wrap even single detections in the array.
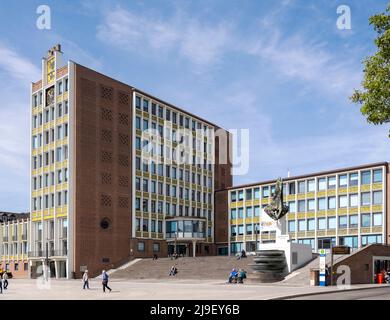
[
  {"xmin": 377, "ymin": 273, "xmax": 384, "ymax": 284},
  {"xmin": 310, "ymin": 268, "xmax": 319, "ymax": 286}
]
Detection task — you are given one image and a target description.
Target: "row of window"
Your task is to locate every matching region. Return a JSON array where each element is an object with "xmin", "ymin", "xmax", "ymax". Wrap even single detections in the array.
[
  {"xmin": 137, "ymin": 241, "xmax": 160, "ymax": 253},
  {"xmin": 32, "ymin": 78, "xmax": 69, "ymax": 108},
  {"xmin": 32, "ymin": 190, "xmax": 68, "ymax": 210},
  {"xmin": 32, "ymin": 168, "xmax": 68, "ymax": 190},
  {"xmin": 32, "ymin": 101, "xmax": 69, "ymax": 128},
  {"xmin": 287, "ymin": 213, "xmax": 382, "ymax": 232},
  {"xmin": 135, "ymin": 96, "xmax": 213, "ymax": 135},
  {"xmin": 288, "ymin": 192, "xmax": 383, "ymax": 212},
  {"xmin": 230, "ymin": 192, "xmax": 383, "ymax": 218},
  {"xmin": 32, "ymin": 146, "xmax": 68, "ymax": 169},
  {"xmin": 135, "ymin": 137, "xmax": 213, "ymax": 168},
  {"xmin": 135, "ymin": 158, "xmax": 213, "ymax": 185},
  {"xmin": 135, "ymin": 218, "xmax": 163, "ymax": 233},
  {"xmin": 230, "ymin": 234, "xmax": 383, "ymax": 253},
  {"xmin": 135, "ymin": 198, "xmax": 212, "ymax": 218},
  {"xmin": 135, "ymin": 117, "xmax": 213, "ymax": 153},
  {"xmin": 230, "ymin": 169, "xmax": 384, "ymax": 201},
  {"xmin": 1, "ymin": 242, "xmax": 28, "ymax": 256},
  {"xmin": 135, "ymin": 178, "xmax": 212, "ymax": 202}
]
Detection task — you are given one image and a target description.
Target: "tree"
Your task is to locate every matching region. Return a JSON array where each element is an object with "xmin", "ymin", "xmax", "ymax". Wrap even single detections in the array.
[{"xmin": 350, "ymin": 5, "xmax": 390, "ymax": 137}]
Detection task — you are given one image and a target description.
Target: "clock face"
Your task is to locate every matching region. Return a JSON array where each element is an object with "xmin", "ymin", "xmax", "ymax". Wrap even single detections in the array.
[{"xmin": 46, "ymin": 87, "xmax": 54, "ymax": 106}]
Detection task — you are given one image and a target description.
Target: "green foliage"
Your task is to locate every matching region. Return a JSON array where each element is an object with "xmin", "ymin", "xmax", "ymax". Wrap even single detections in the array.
[{"xmin": 351, "ymin": 4, "xmax": 390, "ymax": 137}]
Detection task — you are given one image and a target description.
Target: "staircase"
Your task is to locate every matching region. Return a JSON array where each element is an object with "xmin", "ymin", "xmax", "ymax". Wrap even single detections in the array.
[{"xmin": 110, "ymin": 256, "xmax": 255, "ymax": 280}]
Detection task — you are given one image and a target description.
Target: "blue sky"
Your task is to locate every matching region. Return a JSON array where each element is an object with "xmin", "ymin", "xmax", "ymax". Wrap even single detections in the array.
[{"xmin": 0, "ymin": 0, "xmax": 389, "ymax": 212}]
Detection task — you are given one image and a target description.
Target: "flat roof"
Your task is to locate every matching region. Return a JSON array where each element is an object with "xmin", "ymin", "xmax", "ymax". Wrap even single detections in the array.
[{"xmin": 225, "ymin": 161, "xmax": 389, "ymax": 191}]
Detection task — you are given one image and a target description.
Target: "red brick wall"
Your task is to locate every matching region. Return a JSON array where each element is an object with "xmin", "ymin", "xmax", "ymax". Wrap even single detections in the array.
[{"xmin": 72, "ymin": 64, "xmax": 133, "ymax": 278}]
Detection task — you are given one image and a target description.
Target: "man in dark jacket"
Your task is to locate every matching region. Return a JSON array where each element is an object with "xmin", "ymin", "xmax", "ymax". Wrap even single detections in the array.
[{"xmin": 101, "ymin": 270, "xmax": 112, "ymax": 293}]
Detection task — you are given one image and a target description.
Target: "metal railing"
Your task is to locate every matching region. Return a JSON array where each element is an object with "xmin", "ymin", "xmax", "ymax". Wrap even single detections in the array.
[{"xmin": 28, "ymin": 249, "xmax": 68, "ymax": 258}]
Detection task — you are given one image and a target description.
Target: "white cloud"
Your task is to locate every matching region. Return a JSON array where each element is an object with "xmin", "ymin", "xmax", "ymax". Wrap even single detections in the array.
[
  {"xmin": 0, "ymin": 44, "xmax": 38, "ymax": 210},
  {"xmin": 96, "ymin": 7, "xmax": 232, "ymax": 71},
  {"xmin": 0, "ymin": 44, "xmax": 40, "ymax": 81},
  {"xmin": 244, "ymin": 29, "xmax": 361, "ymax": 96}
]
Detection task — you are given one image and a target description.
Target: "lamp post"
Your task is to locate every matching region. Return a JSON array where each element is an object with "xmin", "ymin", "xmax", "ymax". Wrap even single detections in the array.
[
  {"xmin": 255, "ymin": 223, "xmax": 259, "ymax": 253},
  {"xmin": 45, "ymin": 241, "xmax": 49, "ymax": 281}
]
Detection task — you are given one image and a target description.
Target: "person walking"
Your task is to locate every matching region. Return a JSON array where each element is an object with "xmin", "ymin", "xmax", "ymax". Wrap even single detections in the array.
[
  {"xmin": 82, "ymin": 270, "xmax": 89, "ymax": 289},
  {"xmin": 0, "ymin": 274, "xmax": 3, "ymax": 294},
  {"xmin": 2, "ymin": 272, "xmax": 8, "ymax": 290},
  {"xmin": 101, "ymin": 270, "xmax": 112, "ymax": 293}
]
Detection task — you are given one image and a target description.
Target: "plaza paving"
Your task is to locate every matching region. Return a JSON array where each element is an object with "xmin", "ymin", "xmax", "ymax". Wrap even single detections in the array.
[{"xmin": 0, "ymin": 278, "xmax": 385, "ymax": 300}]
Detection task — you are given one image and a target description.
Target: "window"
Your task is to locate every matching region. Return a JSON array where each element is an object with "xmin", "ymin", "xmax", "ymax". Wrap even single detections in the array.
[
  {"xmin": 230, "ymin": 209, "xmax": 237, "ymax": 219},
  {"xmin": 298, "ymin": 181, "xmax": 305, "ymax": 194},
  {"xmin": 373, "ymin": 213, "xmax": 382, "ymax": 226},
  {"xmin": 328, "ymin": 217, "xmax": 336, "ymax": 229},
  {"xmin": 254, "ymin": 188, "xmax": 260, "ymax": 199},
  {"xmin": 143, "ymin": 99, "xmax": 149, "ymax": 112},
  {"xmin": 361, "ymin": 192, "xmax": 371, "ymax": 206},
  {"xmin": 328, "ymin": 176, "xmax": 336, "ymax": 189},
  {"xmin": 298, "ymin": 220, "xmax": 306, "ymax": 231},
  {"xmin": 136, "ymin": 137, "xmax": 141, "ymax": 150},
  {"xmin": 238, "ymin": 225, "xmax": 244, "ymax": 235},
  {"xmin": 231, "ymin": 191, "xmax": 236, "ymax": 202},
  {"xmin": 238, "ymin": 190, "xmax": 244, "ymax": 201},
  {"xmin": 339, "ymin": 195, "xmax": 347, "ymax": 208},
  {"xmin": 307, "ymin": 219, "xmax": 315, "ymax": 231},
  {"xmin": 339, "ymin": 174, "xmax": 347, "ymax": 187},
  {"xmin": 231, "ymin": 226, "xmax": 237, "ymax": 237},
  {"xmin": 328, "ymin": 197, "xmax": 336, "ymax": 209},
  {"xmin": 288, "ymin": 221, "xmax": 296, "ymax": 232},
  {"xmin": 136, "ymin": 96, "xmax": 141, "ymax": 109},
  {"xmin": 361, "ymin": 171, "xmax": 371, "ymax": 185},
  {"xmin": 373, "ymin": 191, "xmax": 382, "ymax": 205},
  {"xmin": 318, "ymin": 198, "xmax": 326, "ymax": 211},
  {"xmin": 136, "ymin": 117, "xmax": 141, "ymax": 129},
  {"xmin": 373, "ymin": 169, "xmax": 382, "ymax": 183},
  {"xmin": 349, "ymin": 194, "xmax": 358, "ymax": 207},
  {"xmin": 137, "ymin": 242, "xmax": 145, "ymax": 252},
  {"xmin": 246, "ymin": 224, "xmax": 253, "ymax": 235},
  {"xmin": 318, "ymin": 218, "xmax": 326, "ymax": 230},
  {"xmin": 153, "ymin": 243, "xmax": 160, "ymax": 252},
  {"xmin": 238, "ymin": 208, "xmax": 244, "ymax": 219},
  {"xmin": 289, "ymin": 182, "xmax": 296, "ymax": 195},
  {"xmin": 361, "ymin": 234, "xmax": 382, "ymax": 246},
  {"xmin": 288, "ymin": 201, "xmax": 296, "ymax": 213},
  {"xmin": 254, "ymin": 206, "xmax": 260, "ymax": 217},
  {"xmin": 262, "ymin": 186, "xmax": 269, "ymax": 198},
  {"xmin": 245, "ymin": 189, "xmax": 252, "ymax": 200},
  {"xmin": 361, "ymin": 214, "xmax": 371, "ymax": 227},
  {"xmin": 318, "ymin": 238, "xmax": 336, "ymax": 250},
  {"xmin": 339, "ymin": 236, "xmax": 358, "ymax": 249},
  {"xmin": 318, "ymin": 178, "xmax": 326, "ymax": 191},
  {"xmin": 349, "ymin": 215, "xmax": 358, "ymax": 228},
  {"xmin": 349, "ymin": 172, "xmax": 358, "ymax": 186},
  {"xmin": 307, "ymin": 199, "xmax": 315, "ymax": 211},
  {"xmin": 307, "ymin": 179, "xmax": 315, "ymax": 192},
  {"xmin": 339, "ymin": 216, "xmax": 347, "ymax": 229},
  {"xmin": 246, "ymin": 207, "xmax": 253, "ymax": 217},
  {"xmin": 298, "ymin": 200, "xmax": 305, "ymax": 212},
  {"xmin": 143, "ymin": 119, "xmax": 149, "ymax": 131}
]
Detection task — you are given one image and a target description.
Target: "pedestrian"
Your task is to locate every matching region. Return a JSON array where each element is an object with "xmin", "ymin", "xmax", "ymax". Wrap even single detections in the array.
[
  {"xmin": 82, "ymin": 270, "xmax": 89, "ymax": 289},
  {"xmin": 0, "ymin": 275, "xmax": 2, "ymax": 294},
  {"xmin": 101, "ymin": 270, "xmax": 112, "ymax": 293},
  {"xmin": 228, "ymin": 268, "xmax": 238, "ymax": 283},
  {"xmin": 153, "ymin": 254, "xmax": 158, "ymax": 260},
  {"xmin": 169, "ymin": 266, "xmax": 177, "ymax": 276},
  {"xmin": 2, "ymin": 272, "xmax": 8, "ymax": 290}
]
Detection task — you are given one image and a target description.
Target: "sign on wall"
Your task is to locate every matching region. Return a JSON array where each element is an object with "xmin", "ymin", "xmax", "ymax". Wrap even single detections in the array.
[{"xmin": 319, "ymin": 249, "xmax": 326, "ymax": 286}]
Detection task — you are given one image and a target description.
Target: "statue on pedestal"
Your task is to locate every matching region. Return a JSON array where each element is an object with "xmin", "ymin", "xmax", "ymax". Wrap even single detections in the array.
[{"xmin": 264, "ymin": 177, "xmax": 289, "ymax": 221}]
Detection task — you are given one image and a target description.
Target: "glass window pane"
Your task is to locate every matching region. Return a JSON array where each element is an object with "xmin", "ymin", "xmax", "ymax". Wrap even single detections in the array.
[
  {"xmin": 373, "ymin": 169, "xmax": 382, "ymax": 183},
  {"xmin": 361, "ymin": 214, "xmax": 371, "ymax": 227},
  {"xmin": 361, "ymin": 171, "xmax": 371, "ymax": 185},
  {"xmin": 361, "ymin": 192, "xmax": 371, "ymax": 206},
  {"xmin": 339, "ymin": 174, "xmax": 347, "ymax": 187},
  {"xmin": 373, "ymin": 191, "xmax": 382, "ymax": 205},
  {"xmin": 373, "ymin": 213, "xmax": 382, "ymax": 226}
]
